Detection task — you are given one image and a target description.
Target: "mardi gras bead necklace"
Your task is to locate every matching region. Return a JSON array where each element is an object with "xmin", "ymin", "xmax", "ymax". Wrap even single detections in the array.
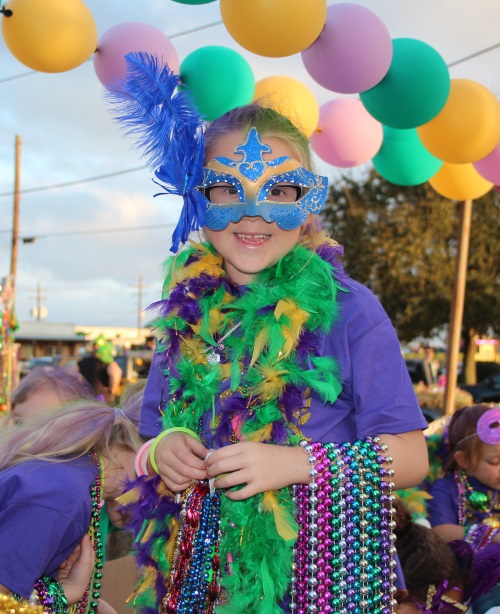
[
  {"xmin": 68, "ymin": 452, "xmax": 105, "ymax": 614},
  {"xmin": 455, "ymin": 470, "xmax": 500, "ymax": 530},
  {"xmin": 293, "ymin": 438, "xmax": 396, "ymax": 614},
  {"xmin": 161, "ymin": 482, "xmax": 222, "ymax": 614}
]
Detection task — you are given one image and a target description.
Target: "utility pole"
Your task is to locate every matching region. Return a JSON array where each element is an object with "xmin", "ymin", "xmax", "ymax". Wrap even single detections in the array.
[
  {"xmin": 10, "ymin": 135, "xmax": 21, "ymax": 284},
  {"xmin": 443, "ymin": 199, "xmax": 473, "ymax": 415},
  {"xmin": 29, "ymin": 281, "xmax": 48, "ymax": 321},
  {"xmin": 130, "ymin": 275, "xmax": 148, "ymax": 341}
]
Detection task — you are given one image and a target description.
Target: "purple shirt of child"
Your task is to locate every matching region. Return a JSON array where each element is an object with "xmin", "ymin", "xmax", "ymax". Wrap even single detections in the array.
[
  {"xmin": 0, "ymin": 457, "xmax": 98, "ymax": 597},
  {"xmin": 428, "ymin": 473, "xmax": 500, "ymax": 527}
]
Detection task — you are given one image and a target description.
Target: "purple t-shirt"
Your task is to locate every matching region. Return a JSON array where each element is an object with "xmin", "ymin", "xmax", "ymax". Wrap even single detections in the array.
[
  {"xmin": 428, "ymin": 473, "xmax": 500, "ymax": 527},
  {"xmin": 141, "ymin": 278, "xmax": 427, "ymax": 441},
  {"xmin": 0, "ymin": 456, "xmax": 98, "ymax": 597}
]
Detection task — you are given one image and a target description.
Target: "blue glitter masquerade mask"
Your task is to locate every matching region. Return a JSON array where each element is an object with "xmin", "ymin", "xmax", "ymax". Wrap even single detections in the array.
[{"xmin": 201, "ymin": 128, "xmax": 328, "ymax": 231}]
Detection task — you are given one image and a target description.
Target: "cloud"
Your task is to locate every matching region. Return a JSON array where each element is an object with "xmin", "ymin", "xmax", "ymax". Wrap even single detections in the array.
[{"xmin": 1, "ymin": 0, "xmax": 500, "ymax": 329}]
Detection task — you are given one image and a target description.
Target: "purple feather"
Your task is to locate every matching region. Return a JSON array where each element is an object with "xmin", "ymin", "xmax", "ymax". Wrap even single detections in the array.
[{"xmin": 469, "ymin": 541, "xmax": 500, "ymax": 601}]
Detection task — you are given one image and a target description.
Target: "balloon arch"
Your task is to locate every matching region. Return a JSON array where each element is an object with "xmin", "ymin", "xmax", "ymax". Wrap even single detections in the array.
[{"xmin": 1, "ymin": 0, "xmax": 499, "ymax": 200}]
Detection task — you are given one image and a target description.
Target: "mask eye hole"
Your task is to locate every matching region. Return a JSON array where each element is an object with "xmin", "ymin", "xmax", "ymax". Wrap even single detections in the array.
[
  {"xmin": 265, "ymin": 184, "xmax": 303, "ymax": 203},
  {"xmin": 203, "ymin": 183, "xmax": 240, "ymax": 204}
]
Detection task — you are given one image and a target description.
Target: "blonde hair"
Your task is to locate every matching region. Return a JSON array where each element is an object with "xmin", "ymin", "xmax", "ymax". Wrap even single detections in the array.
[
  {"xmin": 204, "ymin": 102, "xmax": 314, "ymax": 171},
  {"xmin": 0, "ymin": 380, "xmax": 145, "ymax": 471}
]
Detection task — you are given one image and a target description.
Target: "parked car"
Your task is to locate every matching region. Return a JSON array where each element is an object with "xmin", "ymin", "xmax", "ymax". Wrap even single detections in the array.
[
  {"xmin": 114, "ymin": 350, "xmax": 153, "ymax": 396},
  {"xmin": 460, "ymin": 371, "xmax": 500, "ymax": 404},
  {"xmin": 404, "ymin": 358, "xmax": 436, "ymax": 387},
  {"xmin": 19, "ymin": 356, "xmax": 59, "ymax": 377}
]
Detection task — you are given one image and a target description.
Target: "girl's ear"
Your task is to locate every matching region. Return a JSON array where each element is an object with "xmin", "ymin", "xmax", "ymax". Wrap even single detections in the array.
[{"xmin": 454, "ymin": 450, "xmax": 469, "ymax": 470}]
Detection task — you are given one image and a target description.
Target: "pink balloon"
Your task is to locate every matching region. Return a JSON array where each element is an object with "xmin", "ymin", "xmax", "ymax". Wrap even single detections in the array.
[
  {"xmin": 310, "ymin": 99, "xmax": 383, "ymax": 167},
  {"xmin": 93, "ymin": 22, "xmax": 180, "ymax": 91},
  {"xmin": 473, "ymin": 140, "xmax": 500, "ymax": 185},
  {"xmin": 301, "ymin": 3, "xmax": 392, "ymax": 94}
]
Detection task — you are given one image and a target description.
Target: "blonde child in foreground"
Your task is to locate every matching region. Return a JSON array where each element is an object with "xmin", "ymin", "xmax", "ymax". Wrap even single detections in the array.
[{"xmin": 109, "ymin": 52, "xmax": 430, "ymax": 613}]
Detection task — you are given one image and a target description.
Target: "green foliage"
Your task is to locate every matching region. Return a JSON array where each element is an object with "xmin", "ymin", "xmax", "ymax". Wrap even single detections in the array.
[{"xmin": 322, "ymin": 170, "xmax": 500, "ymax": 342}]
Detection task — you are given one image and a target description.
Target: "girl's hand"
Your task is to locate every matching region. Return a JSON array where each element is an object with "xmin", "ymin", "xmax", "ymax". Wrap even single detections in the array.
[
  {"xmin": 205, "ymin": 442, "xmax": 310, "ymax": 500},
  {"xmin": 96, "ymin": 599, "xmax": 117, "ymax": 614},
  {"xmin": 153, "ymin": 432, "xmax": 209, "ymax": 492},
  {"xmin": 57, "ymin": 535, "xmax": 95, "ymax": 605}
]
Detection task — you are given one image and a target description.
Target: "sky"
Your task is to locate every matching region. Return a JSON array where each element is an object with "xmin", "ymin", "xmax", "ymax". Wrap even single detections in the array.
[{"xmin": 0, "ymin": 0, "xmax": 499, "ymax": 330}]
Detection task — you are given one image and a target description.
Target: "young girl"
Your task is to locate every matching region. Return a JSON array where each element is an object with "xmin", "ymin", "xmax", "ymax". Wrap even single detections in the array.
[
  {"xmin": 0, "ymin": 384, "xmax": 144, "ymax": 614},
  {"xmin": 7, "ymin": 366, "xmax": 95, "ymax": 426},
  {"xmin": 110, "ymin": 52, "xmax": 429, "ymax": 613},
  {"xmin": 428, "ymin": 404, "xmax": 500, "ymax": 614}
]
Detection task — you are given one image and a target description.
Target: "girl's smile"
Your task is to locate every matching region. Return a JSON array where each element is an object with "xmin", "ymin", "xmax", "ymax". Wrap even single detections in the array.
[{"xmin": 204, "ymin": 131, "xmax": 303, "ymax": 284}]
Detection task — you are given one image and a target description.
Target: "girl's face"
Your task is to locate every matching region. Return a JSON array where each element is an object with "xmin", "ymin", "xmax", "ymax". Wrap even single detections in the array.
[
  {"xmin": 461, "ymin": 443, "xmax": 500, "ymax": 489},
  {"xmin": 204, "ymin": 131, "xmax": 302, "ymax": 285},
  {"xmin": 10, "ymin": 384, "xmax": 62, "ymax": 426}
]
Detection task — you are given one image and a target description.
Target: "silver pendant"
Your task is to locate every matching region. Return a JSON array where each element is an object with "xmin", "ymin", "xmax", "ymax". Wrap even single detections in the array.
[{"xmin": 207, "ymin": 351, "xmax": 221, "ymax": 365}]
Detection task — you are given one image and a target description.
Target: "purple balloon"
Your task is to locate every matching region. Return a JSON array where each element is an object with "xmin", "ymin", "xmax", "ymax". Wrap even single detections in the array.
[
  {"xmin": 301, "ymin": 3, "xmax": 393, "ymax": 95},
  {"xmin": 93, "ymin": 22, "xmax": 180, "ymax": 92},
  {"xmin": 473, "ymin": 141, "xmax": 500, "ymax": 185}
]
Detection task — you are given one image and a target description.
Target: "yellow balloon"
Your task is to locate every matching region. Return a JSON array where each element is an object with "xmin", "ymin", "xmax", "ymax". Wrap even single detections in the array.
[
  {"xmin": 253, "ymin": 76, "xmax": 319, "ymax": 137},
  {"xmin": 417, "ymin": 79, "xmax": 500, "ymax": 164},
  {"xmin": 2, "ymin": 0, "xmax": 97, "ymax": 73},
  {"xmin": 429, "ymin": 162, "xmax": 493, "ymax": 201},
  {"xmin": 221, "ymin": 0, "xmax": 327, "ymax": 57}
]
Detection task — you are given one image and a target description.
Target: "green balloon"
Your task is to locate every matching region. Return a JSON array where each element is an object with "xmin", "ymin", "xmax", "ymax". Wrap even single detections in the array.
[
  {"xmin": 180, "ymin": 46, "xmax": 255, "ymax": 121},
  {"xmin": 171, "ymin": 0, "xmax": 216, "ymax": 4},
  {"xmin": 372, "ymin": 125, "xmax": 443, "ymax": 186},
  {"xmin": 360, "ymin": 38, "xmax": 450, "ymax": 129}
]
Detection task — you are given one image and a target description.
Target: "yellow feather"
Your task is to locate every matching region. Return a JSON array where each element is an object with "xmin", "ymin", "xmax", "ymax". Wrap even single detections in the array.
[
  {"xmin": 261, "ymin": 491, "xmax": 297, "ymax": 541},
  {"xmin": 254, "ymin": 364, "xmax": 288, "ymax": 400},
  {"xmin": 186, "ymin": 251, "xmax": 224, "ymax": 279},
  {"xmin": 138, "ymin": 567, "xmax": 156, "ymax": 592},
  {"xmin": 180, "ymin": 336, "xmax": 207, "ymax": 364},
  {"xmin": 274, "ymin": 299, "xmax": 309, "ymax": 359},
  {"xmin": 208, "ymin": 308, "xmax": 225, "ymax": 332},
  {"xmin": 189, "ymin": 323, "xmax": 201, "ymax": 335},
  {"xmin": 165, "ymin": 518, "xmax": 179, "ymax": 564},
  {"xmin": 247, "ymin": 424, "xmax": 273, "ymax": 442},
  {"xmin": 251, "ymin": 327, "xmax": 269, "ymax": 366},
  {"xmin": 116, "ymin": 486, "xmax": 143, "ymax": 506},
  {"xmin": 140, "ymin": 521, "xmax": 154, "ymax": 545}
]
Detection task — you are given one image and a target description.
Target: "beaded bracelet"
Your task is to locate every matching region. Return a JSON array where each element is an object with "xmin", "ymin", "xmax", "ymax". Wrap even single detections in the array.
[
  {"xmin": 465, "ymin": 523, "xmax": 499, "ymax": 549},
  {"xmin": 292, "ymin": 437, "xmax": 396, "ymax": 614},
  {"xmin": 135, "ymin": 440, "xmax": 153, "ymax": 476},
  {"xmin": 150, "ymin": 427, "xmax": 202, "ymax": 474},
  {"xmin": 14, "ymin": 578, "xmax": 68, "ymax": 614}
]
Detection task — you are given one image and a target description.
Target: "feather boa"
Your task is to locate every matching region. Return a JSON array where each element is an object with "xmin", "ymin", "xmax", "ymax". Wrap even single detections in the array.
[{"xmin": 123, "ymin": 238, "xmax": 347, "ymax": 612}]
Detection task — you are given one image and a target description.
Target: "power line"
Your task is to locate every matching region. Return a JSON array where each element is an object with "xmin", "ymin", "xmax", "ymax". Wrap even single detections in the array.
[
  {"xmin": 0, "ymin": 20, "xmax": 223, "ymax": 84},
  {"xmin": 0, "ymin": 222, "xmax": 176, "ymax": 238},
  {"xmin": 169, "ymin": 19, "xmax": 222, "ymax": 40},
  {"xmin": 17, "ymin": 222, "xmax": 177, "ymax": 241},
  {"xmin": 447, "ymin": 41, "xmax": 500, "ymax": 68},
  {"xmin": 0, "ymin": 69, "xmax": 36, "ymax": 83},
  {"xmin": 0, "ymin": 166, "xmax": 147, "ymax": 198}
]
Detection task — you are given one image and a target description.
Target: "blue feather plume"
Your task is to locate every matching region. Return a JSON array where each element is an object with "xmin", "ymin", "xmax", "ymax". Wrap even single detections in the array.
[{"xmin": 107, "ymin": 51, "xmax": 207, "ymax": 252}]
